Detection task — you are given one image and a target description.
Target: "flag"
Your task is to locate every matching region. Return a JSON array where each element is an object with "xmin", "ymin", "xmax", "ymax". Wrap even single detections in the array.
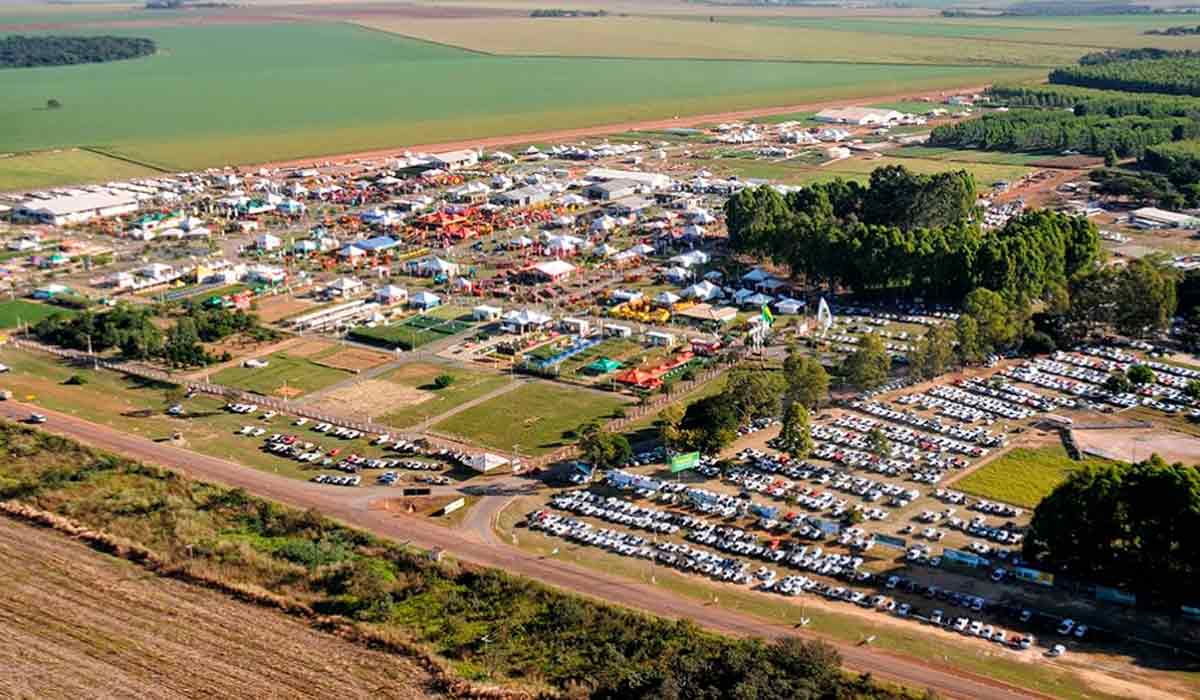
[
  {"xmin": 760, "ymin": 304, "xmax": 774, "ymax": 327},
  {"xmin": 817, "ymin": 298, "xmax": 834, "ymax": 336}
]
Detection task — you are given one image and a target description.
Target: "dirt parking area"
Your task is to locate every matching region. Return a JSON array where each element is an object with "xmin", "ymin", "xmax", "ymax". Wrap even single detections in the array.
[
  {"xmin": 308, "ymin": 378, "xmax": 431, "ymax": 420},
  {"xmin": 1074, "ymin": 427, "xmax": 1200, "ymax": 465}
]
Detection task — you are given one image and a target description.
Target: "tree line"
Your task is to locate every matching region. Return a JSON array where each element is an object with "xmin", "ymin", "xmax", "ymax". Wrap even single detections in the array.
[
  {"xmin": 1026, "ymin": 454, "xmax": 1200, "ymax": 607},
  {"xmin": 1050, "ymin": 55, "xmax": 1200, "ymax": 97},
  {"xmin": 725, "ymin": 165, "xmax": 1100, "ymax": 305},
  {"xmin": 928, "ymin": 108, "xmax": 1199, "ymax": 158},
  {"xmin": 988, "ymin": 83, "xmax": 1200, "ymax": 119},
  {"xmin": 0, "ymin": 35, "xmax": 155, "ymax": 69},
  {"xmin": 1087, "ymin": 166, "xmax": 1200, "ymax": 209},
  {"xmin": 1145, "ymin": 25, "xmax": 1200, "ymax": 35},
  {"xmin": 31, "ymin": 303, "xmax": 275, "ymax": 368}
]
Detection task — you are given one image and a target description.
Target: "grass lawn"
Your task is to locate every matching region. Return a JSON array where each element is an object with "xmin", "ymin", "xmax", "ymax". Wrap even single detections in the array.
[
  {"xmin": 952, "ymin": 445, "xmax": 1119, "ymax": 509},
  {"xmin": 0, "ymin": 21, "xmax": 1036, "ymax": 178},
  {"xmin": 434, "ymin": 380, "xmax": 627, "ymax": 455},
  {"xmin": 0, "ymin": 299, "xmax": 75, "ymax": 329},
  {"xmin": 377, "ymin": 362, "xmax": 511, "ymax": 429},
  {"xmin": 210, "ymin": 351, "xmax": 352, "ymax": 397},
  {"xmin": 0, "ymin": 148, "xmax": 160, "ymax": 192}
]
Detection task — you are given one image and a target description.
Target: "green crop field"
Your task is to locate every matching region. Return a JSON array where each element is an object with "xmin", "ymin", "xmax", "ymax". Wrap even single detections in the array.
[
  {"xmin": 0, "ymin": 149, "xmax": 160, "ymax": 192},
  {"xmin": 0, "ymin": 300, "xmax": 75, "ymax": 329},
  {"xmin": 434, "ymin": 380, "xmax": 627, "ymax": 455},
  {"xmin": 953, "ymin": 445, "xmax": 1119, "ymax": 508},
  {"xmin": 210, "ymin": 351, "xmax": 351, "ymax": 397},
  {"xmin": 0, "ymin": 20, "xmax": 1038, "ymax": 183}
]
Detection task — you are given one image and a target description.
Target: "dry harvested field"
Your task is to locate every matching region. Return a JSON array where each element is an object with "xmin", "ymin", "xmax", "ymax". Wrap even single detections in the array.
[
  {"xmin": 0, "ymin": 517, "xmax": 438, "ymax": 700},
  {"xmin": 352, "ymin": 15, "xmax": 1085, "ymax": 66}
]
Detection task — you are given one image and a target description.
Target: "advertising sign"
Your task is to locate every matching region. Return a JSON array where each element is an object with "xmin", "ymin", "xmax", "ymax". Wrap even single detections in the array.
[
  {"xmin": 441, "ymin": 497, "xmax": 466, "ymax": 516},
  {"xmin": 670, "ymin": 451, "xmax": 701, "ymax": 473}
]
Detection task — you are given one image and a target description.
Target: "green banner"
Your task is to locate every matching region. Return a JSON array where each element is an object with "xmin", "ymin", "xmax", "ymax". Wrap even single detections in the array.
[{"xmin": 670, "ymin": 451, "xmax": 700, "ymax": 473}]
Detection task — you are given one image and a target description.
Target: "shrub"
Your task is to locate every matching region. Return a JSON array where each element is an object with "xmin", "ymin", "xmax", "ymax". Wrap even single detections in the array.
[
  {"xmin": 63, "ymin": 374, "xmax": 87, "ymax": 385},
  {"xmin": 433, "ymin": 374, "xmax": 455, "ymax": 389}
]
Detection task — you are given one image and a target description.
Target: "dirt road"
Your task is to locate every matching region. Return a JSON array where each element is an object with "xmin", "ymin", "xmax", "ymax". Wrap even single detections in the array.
[
  {"xmin": 0, "ymin": 401, "xmax": 1046, "ymax": 700},
  {"xmin": 259, "ymin": 84, "xmax": 996, "ymax": 169}
]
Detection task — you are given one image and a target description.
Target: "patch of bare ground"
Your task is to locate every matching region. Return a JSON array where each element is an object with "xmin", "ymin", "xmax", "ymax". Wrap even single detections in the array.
[
  {"xmin": 319, "ymin": 347, "xmax": 392, "ymax": 372},
  {"xmin": 309, "ymin": 378, "xmax": 430, "ymax": 420},
  {"xmin": 0, "ymin": 517, "xmax": 439, "ymax": 700}
]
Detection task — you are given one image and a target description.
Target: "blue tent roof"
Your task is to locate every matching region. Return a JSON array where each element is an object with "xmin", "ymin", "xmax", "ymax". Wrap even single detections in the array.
[{"xmin": 356, "ymin": 236, "xmax": 398, "ymax": 252}]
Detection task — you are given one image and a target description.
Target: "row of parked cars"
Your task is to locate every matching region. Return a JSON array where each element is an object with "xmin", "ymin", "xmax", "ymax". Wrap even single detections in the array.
[{"xmin": 310, "ymin": 474, "xmax": 360, "ymax": 487}]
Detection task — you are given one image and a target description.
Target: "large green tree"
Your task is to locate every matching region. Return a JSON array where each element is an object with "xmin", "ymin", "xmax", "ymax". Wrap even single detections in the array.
[
  {"xmin": 725, "ymin": 367, "xmax": 786, "ymax": 422},
  {"xmin": 963, "ymin": 287, "xmax": 1020, "ymax": 354},
  {"xmin": 908, "ymin": 322, "xmax": 958, "ymax": 380},
  {"xmin": 777, "ymin": 400, "xmax": 814, "ymax": 459},
  {"xmin": 782, "ymin": 349, "xmax": 830, "ymax": 410},
  {"xmin": 1025, "ymin": 455, "xmax": 1200, "ymax": 604},
  {"xmin": 578, "ymin": 423, "xmax": 632, "ymax": 469},
  {"xmin": 841, "ymin": 334, "xmax": 891, "ymax": 391},
  {"xmin": 678, "ymin": 395, "xmax": 739, "ymax": 454}
]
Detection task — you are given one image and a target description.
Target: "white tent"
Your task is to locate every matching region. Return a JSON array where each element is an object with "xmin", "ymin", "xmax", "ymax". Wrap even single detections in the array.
[{"xmin": 469, "ymin": 453, "xmax": 510, "ymax": 473}]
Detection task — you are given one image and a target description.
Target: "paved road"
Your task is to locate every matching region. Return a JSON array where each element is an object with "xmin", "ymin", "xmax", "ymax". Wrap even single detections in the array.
[{"xmin": 0, "ymin": 401, "xmax": 1047, "ymax": 700}]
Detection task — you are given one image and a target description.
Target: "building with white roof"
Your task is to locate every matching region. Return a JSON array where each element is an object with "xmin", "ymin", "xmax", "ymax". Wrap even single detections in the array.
[{"xmin": 15, "ymin": 191, "xmax": 138, "ymax": 226}]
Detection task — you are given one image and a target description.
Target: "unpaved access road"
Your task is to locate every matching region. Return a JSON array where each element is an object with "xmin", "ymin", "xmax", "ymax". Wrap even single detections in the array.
[{"xmin": 0, "ymin": 401, "xmax": 1046, "ymax": 700}]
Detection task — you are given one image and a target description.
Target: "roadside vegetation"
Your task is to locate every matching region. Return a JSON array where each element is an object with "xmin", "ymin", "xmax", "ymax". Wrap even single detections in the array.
[{"xmin": 0, "ymin": 422, "xmax": 917, "ymax": 699}]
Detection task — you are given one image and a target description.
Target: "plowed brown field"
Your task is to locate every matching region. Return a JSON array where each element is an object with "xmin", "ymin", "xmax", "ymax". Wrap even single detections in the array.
[{"xmin": 0, "ymin": 517, "xmax": 439, "ymax": 700}]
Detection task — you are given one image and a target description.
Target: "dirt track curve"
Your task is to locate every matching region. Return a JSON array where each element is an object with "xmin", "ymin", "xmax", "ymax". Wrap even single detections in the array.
[{"xmin": 0, "ymin": 401, "xmax": 1049, "ymax": 700}]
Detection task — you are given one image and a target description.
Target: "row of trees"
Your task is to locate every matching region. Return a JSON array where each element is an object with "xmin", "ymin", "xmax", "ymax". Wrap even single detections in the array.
[
  {"xmin": 31, "ymin": 304, "xmax": 273, "ymax": 368},
  {"xmin": 0, "ymin": 35, "xmax": 155, "ymax": 69},
  {"xmin": 1050, "ymin": 55, "xmax": 1200, "ymax": 97},
  {"xmin": 988, "ymin": 83, "xmax": 1200, "ymax": 120},
  {"xmin": 1025, "ymin": 454, "xmax": 1200, "ymax": 605},
  {"xmin": 1089, "ymin": 166, "xmax": 1200, "ymax": 209},
  {"xmin": 725, "ymin": 168, "xmax": 1101, "ymax": 305},
  {"xmin": 928, "ymin": 109, "xmax": 1200, "ymax": 158}
]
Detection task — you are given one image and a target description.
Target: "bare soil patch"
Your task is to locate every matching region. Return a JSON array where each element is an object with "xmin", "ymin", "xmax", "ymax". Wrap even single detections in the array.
[
  {"xmin": 1075, "ymin": 426, "xmax": 1200, "ymax": 466},
  {"xmin": 0, "ymin": 516, "xmax": 437, "ymax": 700},
  {"xmin": 1029, "ymin": 155, "xmax": 1104, "ymax": 169},
  {"xmin": 287, "ymin": 338, "xmax": 337, "ymax": 358},
  {"xmin": 318, "ymin": 346, "xmax": 392, "ymax": 372},
  {"xmin": 309, "ymin": 378, "xmax": 431, "ymax": 420},
  {"xmin": 255, "ymin": 294, "xmax": 318, "ymax": 323}
]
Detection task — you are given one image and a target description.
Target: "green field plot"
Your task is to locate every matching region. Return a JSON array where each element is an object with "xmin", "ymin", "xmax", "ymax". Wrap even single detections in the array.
[
  {"xmin": 0, "ymin": 300, "xmax": 75, "ymax": 329},
  {"xmin": 350, "ymin": 312, "xmax": 473, "ymax": 350},
  {"xmin": 434, "ymin": 380, "xmax": 626, "ymax": 455},
  {"xmin": 0, "ymin": 21, "xmax": 1037, "ymax": 178},
  {"xmin": 210, "ymin": 352, "xmax": 351, "ymax": 397},
  {"xmin": 377, "ymin": 362, "xmax": 510, "ymax": 429},
  {"xmin": 953, "ymin": 445, "xmax": 1119, "ymax": 509},
  {"xmin": 889, "ymin": 146, "xmax": 1045, "ymax": 165},
  {"xmin": 0, "ymin": 149, "xmax": 160, "ymax": 192}
]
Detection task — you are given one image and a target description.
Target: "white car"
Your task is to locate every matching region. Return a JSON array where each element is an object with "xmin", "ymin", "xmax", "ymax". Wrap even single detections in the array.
[
  {"xmin": 1047, "ymin": 644, "xmax": 1066, "ymax": 658},
  {"xmin": 1057, "ymin": 619, "xmax": 1075, "ymax": 635}
]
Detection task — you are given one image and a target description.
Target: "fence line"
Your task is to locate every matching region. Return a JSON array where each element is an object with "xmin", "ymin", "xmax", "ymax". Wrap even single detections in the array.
[{"xmin": 9, "ymin": 337, "xmax": 736, "ymax": 469}]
